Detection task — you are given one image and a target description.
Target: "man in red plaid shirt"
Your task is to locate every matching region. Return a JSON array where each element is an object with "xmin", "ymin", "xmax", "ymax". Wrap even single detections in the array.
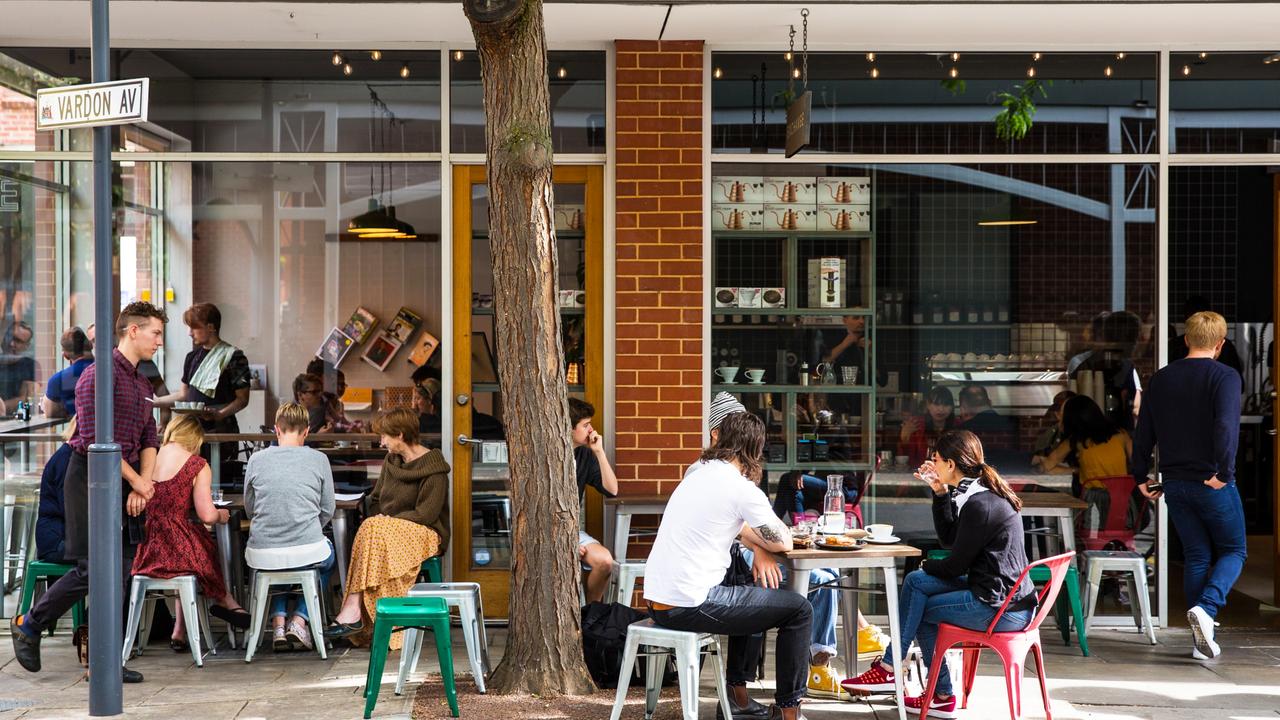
[{"xmin": 11, "ymin": 302, "xmax": 168, "ymax": 683}]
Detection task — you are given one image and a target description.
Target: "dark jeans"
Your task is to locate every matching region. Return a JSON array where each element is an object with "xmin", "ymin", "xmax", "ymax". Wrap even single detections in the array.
[
  {"xmin": 1163, "ymin": 480, "xmax": 1248, "ymax": 617},
  {"xmin": 652, "ymin": 584, "xmax": 813, "ymax": 708},
  {"xmin": 26, "ymin": 543, "xmax": 137, "ymax": 634}
]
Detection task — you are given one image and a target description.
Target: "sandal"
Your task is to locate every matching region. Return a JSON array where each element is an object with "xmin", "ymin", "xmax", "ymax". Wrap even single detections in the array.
[
  {"xmin": 169, "ymin": 638, "xmax": 190, "ymax": 653},
  {"xmin": 209, "ymin": 605, "xmax": 252, "ymax": 630},
  {"xmin": 323, "ymin": 620, "xmax": 364, "ymax": 640}
]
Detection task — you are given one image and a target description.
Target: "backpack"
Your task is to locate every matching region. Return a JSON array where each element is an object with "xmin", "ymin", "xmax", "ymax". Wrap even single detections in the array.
[{"xmin": 580, "ymin": 601, "xmax": 678, "ymax": 689}]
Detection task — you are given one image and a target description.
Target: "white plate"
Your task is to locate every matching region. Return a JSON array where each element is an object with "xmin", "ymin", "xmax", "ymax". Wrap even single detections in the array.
[
  {"xmin": 865, "ymin": 535, "xmax": 900, "ymax": 544},
  {"xmin": 212, "ymin": 500, "xmax": 232, "ymax": 507}
]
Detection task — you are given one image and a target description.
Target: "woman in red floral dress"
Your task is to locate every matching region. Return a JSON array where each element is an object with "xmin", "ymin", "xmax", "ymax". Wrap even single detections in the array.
[{"xmin": 133, "ymin": 416, "xmax": 249, "ymax": 649}]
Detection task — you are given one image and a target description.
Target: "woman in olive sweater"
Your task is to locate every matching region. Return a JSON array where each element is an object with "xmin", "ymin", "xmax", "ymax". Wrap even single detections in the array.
[
  {"xmin": 325, "ymin": 407, "xmax": 450, "ymax": 647},
  {"xmin": 844, "ymin": 430, "xmax": 1035, "ymax": 719}
]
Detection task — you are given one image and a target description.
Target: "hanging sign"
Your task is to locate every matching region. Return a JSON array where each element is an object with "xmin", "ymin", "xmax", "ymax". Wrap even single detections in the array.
[
  {"xmin": 35, "ymin": 78, "xmax": 150, "ymax": 130},
  {"xmin": 785, "ymin": 90, "xmax": 812, "ymax": 158}
]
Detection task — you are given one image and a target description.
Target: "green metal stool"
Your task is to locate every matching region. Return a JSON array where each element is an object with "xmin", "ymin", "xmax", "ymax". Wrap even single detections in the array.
[
  {"xmin": 364, "ymin": 596, "xmax": 458, "ymax": 719},
  {"xmin": 18, "ymin": 559, "xmax": 85, "ymax": 635},
  {"xmin": 924, "ymin": 549, "xmax": 1088, "ymax": 656},
  {"xmin": 420, "ymin": 556, "xmax": 444, "ymax": 584}
]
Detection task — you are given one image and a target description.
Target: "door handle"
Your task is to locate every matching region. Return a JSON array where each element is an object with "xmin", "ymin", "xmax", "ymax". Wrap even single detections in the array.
[{"xmin": 457, "ymin": 434, "xmax": 484, "ymax": 446}]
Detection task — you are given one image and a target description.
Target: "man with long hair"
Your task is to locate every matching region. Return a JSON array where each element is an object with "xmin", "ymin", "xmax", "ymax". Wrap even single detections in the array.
[{"xmin": 645, "ymin": 412, "xmax": 812, "ymax": 720}]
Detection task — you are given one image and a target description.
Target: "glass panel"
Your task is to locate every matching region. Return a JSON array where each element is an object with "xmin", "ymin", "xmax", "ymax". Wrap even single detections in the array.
[
  {"xmin": 1170, "ymin": 52, "xmax": 1280, "ymax": 153},
  {"xmin": 2, "ymin": 48, "xmax": 442, "ymax": 152},
  {"xmin": 451, "ymin": 51, "xmax": 607, "ymax": 153},
  {"xmin": 711, "ymin": 52, "xmax": 1159, "ymax": 154}
]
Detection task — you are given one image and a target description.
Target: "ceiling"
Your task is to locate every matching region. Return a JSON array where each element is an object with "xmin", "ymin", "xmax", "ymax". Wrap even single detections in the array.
[{"xmin": 0, "ymin": 2, "xmax": 1276, "ymax": 49}]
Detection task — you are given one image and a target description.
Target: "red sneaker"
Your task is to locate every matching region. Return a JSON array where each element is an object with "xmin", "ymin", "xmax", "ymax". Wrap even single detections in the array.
[
  {"xmin": 905, "ymin": 692, "xmax": 958, "ymax": 718},
  {"xmin": 840, "ymin": 660, "xmax": 895, "ymax": 694}
]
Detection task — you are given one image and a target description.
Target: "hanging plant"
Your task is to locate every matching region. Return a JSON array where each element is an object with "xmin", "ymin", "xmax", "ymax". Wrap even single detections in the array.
[
  {"xmin": 940, "ymin": 78, "xmax": 967, "ymax": 96},
  {"xmin": 994, "ymin": 79, "xmax": 1050, "ymax": 141}
]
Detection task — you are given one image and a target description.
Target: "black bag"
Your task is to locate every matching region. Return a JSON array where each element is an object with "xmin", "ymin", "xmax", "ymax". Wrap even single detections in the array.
[{"xmin": 580, "ymin": 602, "xmax": 678, "ymax": 689}]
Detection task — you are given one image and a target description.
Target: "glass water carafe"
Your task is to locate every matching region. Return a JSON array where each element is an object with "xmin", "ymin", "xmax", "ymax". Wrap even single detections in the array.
[{"xmin": 822, "ymin": 474, "xmax": 845, "ymax": 533}]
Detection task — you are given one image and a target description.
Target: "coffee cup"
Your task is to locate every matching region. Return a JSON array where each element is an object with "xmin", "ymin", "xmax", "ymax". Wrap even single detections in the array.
[
  {"xmin": 866, "ymin": 523, "xmax": 894, "ymax": 540},
  {"xmin": 745, "ymin": 368, "xmax": 765, "ymax": 384},
  {"xmin": 715, "ymin": 366, "xmax": 740, "ymax": 384}
]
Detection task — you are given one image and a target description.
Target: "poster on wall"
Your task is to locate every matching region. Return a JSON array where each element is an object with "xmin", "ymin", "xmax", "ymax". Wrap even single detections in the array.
[
  {"xmin": 316, "ymin": 327, "xmax": 355, "ymax": 367},
  {"xmin": 361, "ymin": 333, "xmax": 402, "ymax": 371},
  {"xmin": 386, "ymin": 307, "xmax": 422, "ymax": 344},
  {"xmin": 408, "ymin": 329, "xmax": 440, "ymax": 367},
  {"xmin": 341, "ymin": 307, "xmax": 378, "ymax": 345}
]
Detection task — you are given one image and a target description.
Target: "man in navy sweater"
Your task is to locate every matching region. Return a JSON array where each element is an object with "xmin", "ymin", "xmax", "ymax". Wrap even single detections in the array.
[{"xmin": 1132, "ymin": 311, "xmax": 1245, "ymax": 660}]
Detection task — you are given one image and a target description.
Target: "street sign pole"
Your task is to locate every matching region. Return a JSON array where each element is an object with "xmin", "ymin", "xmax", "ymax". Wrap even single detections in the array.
[{"xmin": 88, "ymin": 0, "xmax": 124, "ymax": 714}]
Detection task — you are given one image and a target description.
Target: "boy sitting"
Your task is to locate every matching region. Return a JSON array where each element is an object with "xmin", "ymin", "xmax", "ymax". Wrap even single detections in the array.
[{"xmin": 569, "ymin": 398, "xmax": 617, "ymax": 602}]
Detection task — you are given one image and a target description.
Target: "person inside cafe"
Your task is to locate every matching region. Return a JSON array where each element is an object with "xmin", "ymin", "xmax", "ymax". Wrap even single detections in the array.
[
  {"xmin": 843, "ymin": 430, "xmax": 1035, "ymax": 719},
  {"xmin": 568, "ymin": 398, "xmax": 618, "ymax": 603},
  {"xmin": 306, "ymin": 358, "xmax": 364, "ymax": 432},
  {"xmin": 244, "ymin": 402, "xmax": 336, "ymax": 652},
  {"xmin": 35, "ymin": 418, "xmax": 76, "ymax": 563},
  {"xmin": 646, "ymin": 411, "xmax": 813, "ymax": 720},
  {"xmin": 956, "ymin": 385, "xmax": 1021, "ymax": 469},
  {"xmin": 1031, "ymin": 390, "xmax": 1076, "ymax": 460},
  {"xmin": 12, "ymin": 301, "xmax": 168, "ymax": 683},
  {"xmin": 325, "ymin": 407, "xmax": 450, "ymax": 648},
  {"xmin": 293, "ymin": 372, "xmax": 331, "ymax": 434},
  {"xmin": 1168, "ymin": 295, "xmax": 1243, "ymax": 378},
  {"xmin": 0, "ymin": 319, "xmax": 35, "ymax": 414},
  {"xmin": 132, "ymin": 415, "xmax": 251, "ymax": 647},
  {"xmin": 898, "ymin": 385, "xmax": 956, "ymax": 466},
  {"xmin": 1032, "ymin": 395, "xmax": 1131, "ymax": 534},
  {"xmin": 413, "ymin": 382, "xmax": 441, "ymax": 434},
  {"xmin": 40, "ymin": 326, "xmax": 93, "ymax": 418}
]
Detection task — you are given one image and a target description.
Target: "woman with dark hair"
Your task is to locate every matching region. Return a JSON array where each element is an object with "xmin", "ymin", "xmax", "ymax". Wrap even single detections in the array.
[
  {"xmin": 1033, "ymin": 395, "xmax": 1131, "ymax": 531},
  {"xmin": 898, "ymin": 385, "xmax": 956, "ymax": 465},
  {"xmin": 844, "ymin": 430, "xmax": 1035, "ymax": 719}
]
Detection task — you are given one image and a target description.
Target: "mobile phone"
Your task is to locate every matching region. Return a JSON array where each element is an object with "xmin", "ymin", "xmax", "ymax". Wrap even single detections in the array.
[{"xmin": 1145, "ymin": 480, "xmax": 1163, "ymax": 493}]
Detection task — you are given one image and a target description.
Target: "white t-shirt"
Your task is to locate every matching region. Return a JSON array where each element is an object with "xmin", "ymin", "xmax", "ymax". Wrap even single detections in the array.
[{"xmin": 643, "ymin": 459, "xmax": 779, "ymax": 607}]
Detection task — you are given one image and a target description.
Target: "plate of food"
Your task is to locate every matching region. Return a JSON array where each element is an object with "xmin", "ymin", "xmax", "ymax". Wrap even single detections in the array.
[
  {"xmin": 843, "ymin": 528, "xmax": 871, "ymax": 541},
  {"xmin": 791, "ymin": 534, "xmax": 814, "ymax": 549},
  {"xmin": 816, "ymin": 535, "xmax": 862, "ymax": 551}
]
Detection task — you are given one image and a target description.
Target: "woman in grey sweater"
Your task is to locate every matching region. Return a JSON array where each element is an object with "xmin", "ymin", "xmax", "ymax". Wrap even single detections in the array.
[{"xmin": 244, "ymin": 402, "xmax": 336, "ymax": 651}]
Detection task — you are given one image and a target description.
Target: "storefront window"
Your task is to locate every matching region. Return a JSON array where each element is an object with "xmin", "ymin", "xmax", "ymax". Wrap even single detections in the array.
[
  {"xmin": 1170, "ymin": 52, "xmax": 1280, "ymax": 153},
  {"xmin": 711, "ymin": 52, "xmax": 1158, "ymax": 154}
]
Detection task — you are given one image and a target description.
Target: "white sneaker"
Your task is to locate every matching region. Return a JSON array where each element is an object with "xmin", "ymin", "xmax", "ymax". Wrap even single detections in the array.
[
  {"xmin": 1191, "ymin": 647, "xmax": 1208, "ymax": 661},
  {"xmin": 1187, "ymin": 606, "xmax": 1221, "ymax": 659}
]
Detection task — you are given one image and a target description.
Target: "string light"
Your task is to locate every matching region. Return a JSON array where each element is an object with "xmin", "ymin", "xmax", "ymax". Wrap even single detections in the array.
[
  {"xmin": 949, "ymin": 67, "xmax": 959, "ymax": 78},
  {"xmin": 1026, "ymin": 67, "xmax": 1036, "ymax": 78},
  {"xmin": 866, "ymin": 52, "xmax": 876, "ymax": 62},
  {"xmin": 1182, "ymin": 65, "xmax": 1191, "ymax": 76},
  {"xmin": 1104, "ymin": 66, "xmax": 1113, "ymax": 77},
  {"xmin": 370, "ymin": 50, "xmax": 382, "ymax": 61},
  {"xmin": 713, "ymin": 67, "xmax": 723, "ymax": 79},
  {"xmin": 556, "ymin": 66, "xmax": 568, "ymax": 79},
  {"xmin": 1116, "ymin": 52, "xmax": 1126, "ymax": 60},
  {"xmin": 331, "ymin": 51, "xmax": 343, "ymax": 66},
  {"xmin": 453, "ymin": 50, "xmax": 464, "ymax": 61},
  {"xmin": 399, "ymin": 63, "xmax": 410, "ymax": 78},
  {"xmin": 343, "ymin": 63, "xmax": 353, "ymax": 76},
  {"xmin": 870, "ymin": 67, "xmax": 880, "ymax": 79},
  {"xmin": 1198, "ymin": 52, "xmax": 1208, "ymax": 60},
  {"xmin": 951, "ymin": 52, "xmax": 960, "ymax": 61},
  {"xmin": 792, "ymin": 67, "xmax": 801, "ymax": 79},
  {"xmin": 1033, "ymin": 52, "xmax": 1042, "ymax": 62},
  {"xmin": 784, "ymin": 51, "xmax": 793, "ymax": 61}
]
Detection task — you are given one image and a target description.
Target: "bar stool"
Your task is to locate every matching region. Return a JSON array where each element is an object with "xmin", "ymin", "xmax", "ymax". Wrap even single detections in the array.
[
  {"xmin": 419, "ymin": 556, "xmax": 444, "ymax": 583},
  {"xmin": 17, "ymin": 559, "xmax": 84, "ymax": 634},
  {"xmin": 612, "ymin": 561, "xmax": 646, "ymax": 606},
  {"xmin": 242, "ymin": 568, "xmax": 329, "ymax": 662},
  {"xmin": 364, "ymin": 596, "xmax": 458, "ymax": 719},
  {"xmin": 1083, "ymin": 550, "xmax": 1157, "ymax": 645},
  {"xmin": 607, "ymin": 618, "xmax": 733, "ymax": 720},
  {"xmin": 398, "ymin": 582, "xmax": 491, "ymax": 694},
  {"xmin": 122, "ymin": 575, "xmax": 217, "ymax": 667}
]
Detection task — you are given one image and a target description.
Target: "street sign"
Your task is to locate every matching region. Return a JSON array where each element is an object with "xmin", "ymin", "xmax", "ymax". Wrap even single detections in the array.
[{"xmin": 35, "ymin": 78, "xmax": 149, "ymax": 131}]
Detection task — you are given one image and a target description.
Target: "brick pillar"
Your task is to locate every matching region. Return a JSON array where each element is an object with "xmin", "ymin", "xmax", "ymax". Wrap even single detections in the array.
[{"xmin": 614, "ymin": 40, "xmax": 704, "ymax": 496}]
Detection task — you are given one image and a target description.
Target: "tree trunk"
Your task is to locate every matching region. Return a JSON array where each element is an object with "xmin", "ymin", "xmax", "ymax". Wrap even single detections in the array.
[{"xmin": 463, "ymin": 0, "xmax": 597, "ymax": 696}]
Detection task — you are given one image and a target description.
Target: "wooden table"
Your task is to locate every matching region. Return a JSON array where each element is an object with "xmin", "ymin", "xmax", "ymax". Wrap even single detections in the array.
[
  {"xmin": 783, "ymin": 543, "xmax": 921, "ymax": 720},
  {"xmin": 603, "ymin": 494, "xmax": 668, "ymax": 561}
]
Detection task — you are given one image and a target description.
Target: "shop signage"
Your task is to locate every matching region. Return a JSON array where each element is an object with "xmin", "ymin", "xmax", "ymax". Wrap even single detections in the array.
[
  {"xmin": 35, "ymin": 78, "xmax": 149, "ymax": 130},
  {"xmin": 785, "ymin": 90, "xmax": 812, "ymax": 158}
]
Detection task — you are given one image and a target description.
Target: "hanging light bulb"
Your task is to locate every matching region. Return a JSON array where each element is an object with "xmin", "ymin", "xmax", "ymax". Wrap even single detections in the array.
[
  {"xmin": 343, "ymin": 63, "xmax": 353, "ymax": 76},
  {"xmin": 1104, "ymin": 66, "xmax": 1113, "ymax": 77},
  {"xmin": 331, "ymin": 51, "xmax": 343, "ymax": 66},
  {"xmin": 870, "ymin": 67, "xmax": 880, "ymax": 79},
  {"xmin": 1116, "ymin": 52, "xmax": 1126, "ymax": 60},
  {"xmin": 713, "ymin": 67, "xmax": 723, "ymax": 79},
  {"xmin": 1182, "ymin": 65, "xmax": 1191, "ymax": 76},
  {"xmin": 399, "ymin": 63, "xmax": 410, "ymax": 78},
  {"xmin": 1198, "ymin": 52, "xmax": 1208, "ymax": 60},
  {"xmin": 452, "ymin": 50, "xmax": 464, "ymax": 62},
  {"xmin": 866, "ymin": 52, "xmax": 876, "ymax": 62},
  {"xmin": 784, "ymin": 51, "xmax": 793, "ymax": 61},
  {"xmin": 792, "ymin": 67, "xmax": 801, "ymax": 79},
  {"xmin": 1026, "ymin": 66, "xmax": 1036, "ymax": 78},
  {"xmin": 370, "ymin": 50, "xmax": 382, "ymax": 61},
  {"xmin": 556, "ymin": 66, "xmax": 567, "ymax": 79},
  {"xmin": 1033, "ymin": 52, "xmax": 1042, "ymax": 62},
  {"xmin": 951, "ymin": 52, "xmax": 960, "ymax": 62},
  {"xmin": 949, "ymin": 67, "xmax": 959, "ymax": 78}
]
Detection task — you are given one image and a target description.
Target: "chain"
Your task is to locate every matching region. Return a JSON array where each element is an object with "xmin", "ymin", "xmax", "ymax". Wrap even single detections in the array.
[
  {"xmin": 787, "ymin": 24, "xmax": 796, "ymax": 96},
  {"xmin": 801, "ymin": 8, "xmax": 810, "ymax": 89}
]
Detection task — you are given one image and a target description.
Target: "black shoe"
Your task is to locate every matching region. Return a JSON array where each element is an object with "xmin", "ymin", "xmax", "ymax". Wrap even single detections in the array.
[
  {"xmin": 10, "ymin": 616, "xmax": 41, "ymax": 673},
  {"xmin": 169, "ymin": 638, "xmax": 190, "ymax": 653},
  {"xmin": 716, "ymin": 694, "xmax": 770, "ymax": 720},
  {"xmin": 209, "ymin": 605, "xmax": 253, "ymax": 630},
  {"xmin": 323, "ymin": 620, "xmax": 364, "ymax": 640},
  {"xmin": 122, "ymin": 667, "xmax": 144, "ymax": 684}
]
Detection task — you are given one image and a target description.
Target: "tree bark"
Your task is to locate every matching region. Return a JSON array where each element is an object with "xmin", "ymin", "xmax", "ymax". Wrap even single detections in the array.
[{"xmin": 463, "ymin": 0, "xmax": 597, "ymax": 696}]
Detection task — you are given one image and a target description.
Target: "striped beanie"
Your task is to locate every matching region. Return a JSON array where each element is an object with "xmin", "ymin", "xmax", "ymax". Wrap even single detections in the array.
[{"xmin": 708, "ymin": 392, "xmax": 747, "ymax": 431}]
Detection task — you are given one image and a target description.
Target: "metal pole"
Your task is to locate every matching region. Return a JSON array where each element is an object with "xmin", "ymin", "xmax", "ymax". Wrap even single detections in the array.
[{"xmin": 89, "ymin": 0, "xmax": 124, "ymax": 713}]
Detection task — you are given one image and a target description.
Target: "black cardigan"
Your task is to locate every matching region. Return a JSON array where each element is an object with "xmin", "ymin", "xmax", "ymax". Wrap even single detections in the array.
[{"xmin": 925, "ymin": 489, "xmax": 1036, "ymax": 613}]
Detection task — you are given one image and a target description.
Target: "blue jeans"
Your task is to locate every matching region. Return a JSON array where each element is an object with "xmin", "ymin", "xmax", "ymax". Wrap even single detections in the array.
[
  {"xmin": 268, "ymin": 544, "xmax": 336, "ymax": 622},
  {"xmin": 883, "ymin": 570, "xmax": 1034, "ymax": 696},
  {"xmin": 740, "ymin": 547, "xmax": 839, "ymax": 658},
  {"xmin": 1163, "ymin": 480, "xmax": 1247, "ymax": 618}
]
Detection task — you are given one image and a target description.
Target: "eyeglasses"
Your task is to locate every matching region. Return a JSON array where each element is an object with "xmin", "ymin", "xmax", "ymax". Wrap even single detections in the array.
[{"xmin": 299, "ymin": 388, "xmax": 321, "ymax": 396}]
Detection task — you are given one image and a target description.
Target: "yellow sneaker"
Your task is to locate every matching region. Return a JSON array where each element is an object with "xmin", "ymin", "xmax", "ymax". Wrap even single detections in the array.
[
  {"xmin": 858, "ymin": 625, "xmax": 890, "ymax": 660},
  {"xmin": 807, "ymin": 663, "xmax": 852, "ymax": 701}
]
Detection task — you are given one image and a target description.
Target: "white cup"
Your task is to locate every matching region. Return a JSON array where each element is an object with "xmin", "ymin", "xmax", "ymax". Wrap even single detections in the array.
[
  {"xmin": 715, "ymin": 366, "xmax": 740, "ymax": 383},
  {"xmin": 745, "ymin": 368, "xmax": 765, "ymax": 384},
  {"xmin": 866, "ymin": 523, "xmax": 894, "ymax": 540}
]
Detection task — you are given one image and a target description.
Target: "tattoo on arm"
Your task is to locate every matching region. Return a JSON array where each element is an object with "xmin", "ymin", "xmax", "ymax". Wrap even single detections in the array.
[{"xmin": 755, "ymin": 521, "xmax": 786, "ymax": 544}]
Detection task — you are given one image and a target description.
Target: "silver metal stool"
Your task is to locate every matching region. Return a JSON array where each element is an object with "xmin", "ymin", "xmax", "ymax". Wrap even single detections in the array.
[
  {"xmin": 607, "ymin": 618, "xmax": 733, "ymax": 720},
  {"xmin": 243, "ymin": 568, "xmax": 329, "ymax": 662},
  {"xmin": 612, "ymin": 561, "xmax": 646, "ymax": 606},
  {"xmin": 1084, "ymin": 550, "xmax": 1157, "ymax": 644},
  {"xmin": 122, "ymin": 575, "xmax": 217, "ymax": 667},
  {"xmin": 399, "ymin": 582, "xmax": 491, "ymax": 694}
]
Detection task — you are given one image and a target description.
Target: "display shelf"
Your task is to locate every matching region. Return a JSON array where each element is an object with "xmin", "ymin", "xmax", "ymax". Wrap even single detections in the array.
[
  {"xmin": 879, "ymin": 323, "xmax": 1012, "ymax": 330},
  {"xmin": 713, "ymin": 231, "xmax": 873, "ymax": 241},
  {"xmin": 712, "ymin": 308, "xmax": 873, "ymax": 317},
  {"xmin": 712, "ymin": 384, "xmax": 872, "ymax": 394}
]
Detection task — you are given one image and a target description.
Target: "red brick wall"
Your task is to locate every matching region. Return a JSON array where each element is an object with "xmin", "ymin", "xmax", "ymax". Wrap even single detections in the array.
[
  {"xmin": 613, "ymin": 40, "xmax": 705, "ymax": 496},
  {"xmin": 0, "ymin": 86, "xmax": 35, "ymax": 150}
]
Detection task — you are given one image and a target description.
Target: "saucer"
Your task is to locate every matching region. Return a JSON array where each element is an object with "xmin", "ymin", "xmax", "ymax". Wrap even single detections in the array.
[
  {"xmin": 747, "ymin": 380, "xmax": 766, "ymax": 385},
  {"xmin": 719, "ymin": 380, "xmax": 738, "ymax": 385},
  {"xmin": 865, "ymin": 535, "xmax": 900, "ymax": 544}
]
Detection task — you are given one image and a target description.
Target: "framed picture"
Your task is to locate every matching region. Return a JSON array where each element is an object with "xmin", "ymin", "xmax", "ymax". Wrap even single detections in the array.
[
  {"xmin": 408, "ymin": 329, "xmax": 440, "ymax": 367},
  {"xmin": 316, "ymin": 327, "xmax": 355, "ymax": 367},
  {"xmin": 386, "ymin": 306, "xmax": 423, "ymax": 344},
  {"xmin": 360, "ymin": 333, "xmax": 402, "ymax": 371},
  {"xmin": 472, "ymin": 330, "xmax": 499, "ymax": 384},
  {"xmin": 247, "ymin": 363, "xmax": 269, "ymax": 391},
  {"xmin": 341, "ymin": 306, "xmax": 378, "ymax": 345}
]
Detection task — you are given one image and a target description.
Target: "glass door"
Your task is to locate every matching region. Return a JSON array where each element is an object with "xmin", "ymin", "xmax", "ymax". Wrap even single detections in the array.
[{"xmin": 450, "ymin": 165, "xmax": 604, "ymax": 617}]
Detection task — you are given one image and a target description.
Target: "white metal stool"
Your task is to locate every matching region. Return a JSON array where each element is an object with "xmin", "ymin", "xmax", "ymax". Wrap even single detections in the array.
[
  {"xmin": 242, "ymin": 568, "xmax": 329, "ymax": 662},
  {"xmin": 398, "ymin": 582, "xmax": 492, "ymax": 694},
  {"xmin": 607, "ymin": 619, "xmax": 733, "ymax": 720},
  {"xmin": 122, "ymin": 575, "xmax": 217, "ymax": 667},
  {"xmin": 612, "ymin": 561, "xmax": 646, "ymax": 606},
  {"xmin": 1083, "ymin": 550, "xmax": 1157, "ymax": 644}
]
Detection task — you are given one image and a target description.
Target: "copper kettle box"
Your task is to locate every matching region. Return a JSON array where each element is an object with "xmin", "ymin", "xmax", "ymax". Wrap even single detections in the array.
[
  {"xmin": 763, "ymin": 176, "xmax": 818, "ymax": 205},
  {"xmin": 817, "ymin": 177, "xmax": 871, "ymax": 205},
  {"xmin": 554, "ymin": 204, "xmax": 585, "ymax": 231},
  {"xmin": 817, "ymin": 205, "xmax": 871, "ymax": 232},
  {"xmin": 712, "ymin": 204, "xmax": 764, "ymax": 231},
  {"xmin": 763, "ymin": 204, "xmax": 817, "ymax": 231},
  {"xmin": 712, "ymin": 176, "xmax": 764, "ymax": 204}
]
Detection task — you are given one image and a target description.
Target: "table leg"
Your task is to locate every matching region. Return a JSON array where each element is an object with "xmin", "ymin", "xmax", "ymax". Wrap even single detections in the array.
[
  {"xmin": 333, "ymin": 510, "xmax": 350, "ymax": 590},
  {"xmin": 1058, "ymin": 509, "xmax": 1077, "ymax": 556},
  {"xmin": 612, "ymin": 512, "xmax": 632, "ymax": 562},
  {"xmin": 786, "ymin": 565, "xmax": 810, "ymax": 595},
  {"xmin": 838, "ymin": 568, "xmax": 859, "ymax": 680},
  {"xmin": 210, "ymin": 443, "xmax": 221, "ymax": 490},
  {"xmin": 883, "ymin": 564, "xmax": 907, "ymax": 720},
  {"xmin": 216, "ymin": 522, "xmax": 234, "ymax": 598}
]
